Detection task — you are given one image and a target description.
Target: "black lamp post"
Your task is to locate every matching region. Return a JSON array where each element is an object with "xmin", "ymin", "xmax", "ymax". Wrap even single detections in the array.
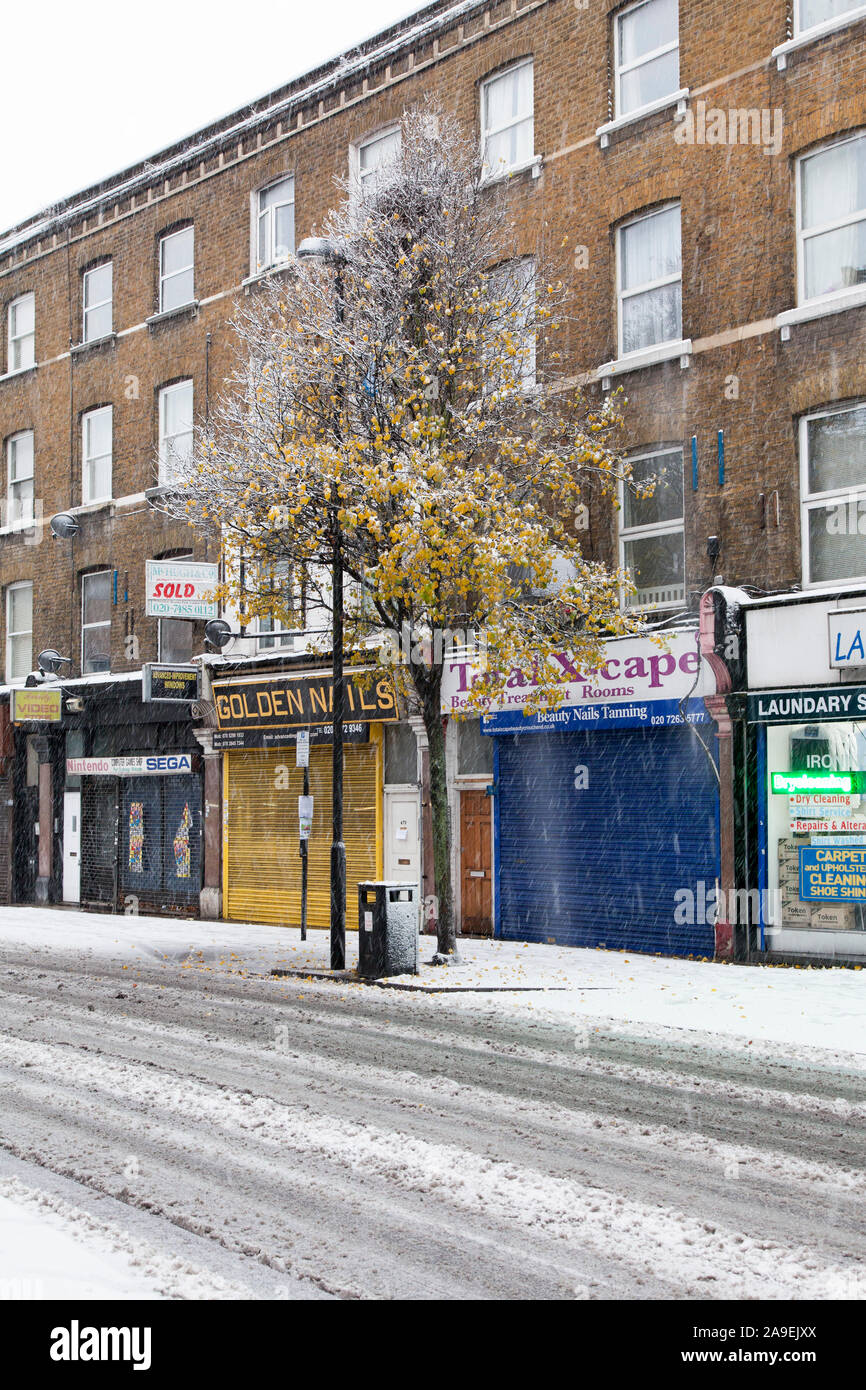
[{"xmin": 297, "ymin": 236, "xmax": 348, "ymax": 969}]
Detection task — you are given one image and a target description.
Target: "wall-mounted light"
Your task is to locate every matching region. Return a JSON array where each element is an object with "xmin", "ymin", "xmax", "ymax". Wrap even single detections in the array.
[
  {"xmin": 37, "ymin": 649, "xmax": 73, "ymax": 675},
  {"xmin": 49, "ymin": 512, "xmax": 81, "ymax": 539},
  {"xmin": 204, "ymin": 619, "xmax": 234, "ymax": 651}
]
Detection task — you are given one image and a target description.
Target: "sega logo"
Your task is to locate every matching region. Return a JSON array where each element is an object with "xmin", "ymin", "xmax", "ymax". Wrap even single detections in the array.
[{"xmin": 145, "ymin": 755, "xmax": 192, "ymax": 772}]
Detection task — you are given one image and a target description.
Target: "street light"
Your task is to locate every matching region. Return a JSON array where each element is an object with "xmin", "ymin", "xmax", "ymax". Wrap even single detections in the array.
[
  {"xmin": 49, "ymin": 512, "xmax": 81, "ymax": 539},
  {"xmin": 297, "ymin": 235, "xmax": 348, "ymax": 970}
]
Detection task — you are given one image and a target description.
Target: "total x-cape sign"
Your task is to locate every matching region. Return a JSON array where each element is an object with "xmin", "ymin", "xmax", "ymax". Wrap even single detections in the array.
[{"xmin": 441, "ymin": 631, "xmax": 716, "ymax": 732}]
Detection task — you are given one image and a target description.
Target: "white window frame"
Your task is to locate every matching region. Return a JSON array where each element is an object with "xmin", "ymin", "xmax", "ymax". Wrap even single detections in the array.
[
  {"xmin": 618, "ymin": 446, "xmax": 685, "ymax": 611},
  {"xmin": 480, "ymin": 59, "xmax": 535, "ymax": 183},
  {"xmin": 6, "ymin": 580, "xmax": 33, "ymax": 683},
  {"xmin": 6, "ymin": 430, "xmax": 34, "ymax": 528},
  {"xmin": 615, "ymin": 0, "xmax": 680, "ymax": 119},
  {"xmin": 795, "ymin": 0, "xmax": 866, "ymax": 34},
  {"xmin": 255, "ymin": 176, "xmax": 295, "ymax": 273},
  {"xmin": 82, "ymin": 262, "xmax": 113, "ymax": 343},
  {"xmin": 7, "ymin": 292, "xmax": 35, "ymax": 373},
  {"xmin": 81, "ymin": 570, "xmax": 112, "ymax": 675},
  {"xmin": 617, "ymin": 202, "xmax": 682, "ymax": 358},
  {"xmin": 796, "ymin": 131, "xmax": 866, "ymax": 307},
  {"xmin": 255, "ymin": 559, "xmax": 302, "ymax": 650},
  {"xmin": 81, "ymin": 405, "xmax": 113, "ymax": 505},
  {"xmin": 352, "ymin": 126, "xmax": 402, "ymax": 201},
  {"xmin": 158, "ymin": 380, "xmax": 194, "ymax": 486},
  {"xmin": 485, "ymin": 257, "xmax": 537, "ymax": 392},
  {"xmin": 799, "ymin": 400, "xmax": 866, "ymax": 589},
  {"xmin": 158, "ymin": 226, "xmax": 195, "ymax": 313}
]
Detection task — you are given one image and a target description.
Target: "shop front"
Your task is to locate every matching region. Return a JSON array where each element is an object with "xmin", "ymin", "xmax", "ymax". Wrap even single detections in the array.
[
  {"xmin": 443, "ymin": 631, "xmax": 722, "ymax": 957},
  {"xmin": 745, "ymin": 590, "xmax": 866, "ymax": 961},
  {"xmin": 213, "ymin": 667, "xmax": 399, "ymax": 929},
  {"xmin": 68, "ymin": 753, "xmax": 202, "ymax": 915}
]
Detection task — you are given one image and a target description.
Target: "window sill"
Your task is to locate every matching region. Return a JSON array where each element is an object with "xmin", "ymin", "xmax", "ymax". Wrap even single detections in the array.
[
  {"xmin": 0, "ymin": 364, "xmax": 38, "ymax": 385},
  {"xmin": 70, "ymin": 498, "xmax": 115, "ymax": 518},
  {"xmin": 772, "ymin": 7, "xmax": 866, "ymax": 67},
  {"xmin": 71, "ymin": 333, "xmax": 117, "ymax": 357},
  {"xmin": 242, "ymin": 262, "xmax": 296, "ymax": 291},
  {"xmin": 146, "ymin": 301, "xmax": 199, "ymax": 330},
  {"xmin": 145, "ymin": 484, "xmax": 177, "ymax": 501},
  {"xmin": 598, "ymin": 338, "xmax": 692, "ymax": 382},
  {"xmin": 596, "ymin": 89, "xmax": 690, "ymax": 148},
  {"xmin": 777, "ymin": 284, "xmax": 866, "ymax": 335},
  {"xmin": 479, "ymin": 156, "xmax": 543, "ymax": 188},
  {"xmin": 0, "ymin": 518, "xmax": 37, "ymax": 537}
]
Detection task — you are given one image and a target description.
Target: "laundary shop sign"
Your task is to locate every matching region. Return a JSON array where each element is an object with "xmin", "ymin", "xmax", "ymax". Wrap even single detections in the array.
[
  {"xmin": 440, "ymin": 632, "xmax": 715, "ymax": 732},
  {"xmin": 212, "ymin": 671, "xmax": 398, "ymax": 732},
  {"xmin": 746, "ymin": 686, "xmax": 866, "ymax": 723}
]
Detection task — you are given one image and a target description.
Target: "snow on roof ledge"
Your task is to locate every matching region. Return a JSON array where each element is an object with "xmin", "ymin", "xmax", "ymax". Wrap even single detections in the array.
[{"xmin": 0, "ymin": 0, "xmax": 488, "ymax": 257}]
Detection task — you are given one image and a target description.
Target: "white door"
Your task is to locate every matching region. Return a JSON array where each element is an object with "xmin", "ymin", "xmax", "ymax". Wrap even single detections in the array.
[
  {"xmin": 384, "ymin": 787, "xmax": 421, "ymax": 885},
  {"xmin": 63, "ymin": 791, "xmax": 81, "ymax": 903}
]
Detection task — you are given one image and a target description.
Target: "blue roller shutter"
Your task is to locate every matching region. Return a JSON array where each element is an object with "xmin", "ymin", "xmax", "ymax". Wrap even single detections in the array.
[{"xmin": 496, "ymin": 725, "xmax": 718, "ymax": 957}]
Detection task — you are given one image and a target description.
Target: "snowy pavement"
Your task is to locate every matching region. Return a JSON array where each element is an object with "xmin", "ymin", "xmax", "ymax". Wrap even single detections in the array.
[
  {"xmin": 3, "ymin": 905, "xmax": 865, "ymax": 1060},
  {"xmin": 1, "ymin": 906, "xmax": 865, "ymax": 1299}
]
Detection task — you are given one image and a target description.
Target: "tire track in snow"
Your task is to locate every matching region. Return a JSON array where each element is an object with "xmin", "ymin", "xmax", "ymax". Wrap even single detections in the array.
[{"xmin": 0, "ymin": 1031, "xmax": 863, "ymax": 1301}]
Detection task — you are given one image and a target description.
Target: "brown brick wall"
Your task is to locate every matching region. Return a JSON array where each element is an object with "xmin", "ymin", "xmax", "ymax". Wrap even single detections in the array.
[{"xmin": 0, "ymin": 0, "xmax": 864, "ymax": 677}]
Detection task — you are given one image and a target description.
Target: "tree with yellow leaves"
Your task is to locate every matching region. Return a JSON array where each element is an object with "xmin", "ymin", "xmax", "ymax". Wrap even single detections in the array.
[{"xmin": 164, "ymin": 103, "xmax": 647, "ymax": 956}]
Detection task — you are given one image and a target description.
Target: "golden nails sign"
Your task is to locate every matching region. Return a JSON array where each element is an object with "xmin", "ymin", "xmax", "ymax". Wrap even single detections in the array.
[{"xmin": 212, "ymin": 671, "xmax": 398, "ymax": 732}]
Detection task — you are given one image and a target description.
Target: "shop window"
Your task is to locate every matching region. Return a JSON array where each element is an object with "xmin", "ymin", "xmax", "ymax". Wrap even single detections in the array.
[
  {"xmin": 797, "ymin": 131, "xmax": 866, "ymax": 303},
  {"xmin": 354, "ymin": 126, "xmax": 401, "ymax": 200},
  {"xmin": 618, "ymin": 203, "xmax": 682, "ymax": 355},
  {"xmin": 800, "ymin": 400, "xmax": 866, "ymax": 585},
  {"xmin": 83, "ymin": 262, "xmax": 113, "ymax": 342},
  {"xmin": 620, "ymin": 446, "xmax": 685, "ymax": 609},
  {"xmin": 458, "ymin": 717, "xmax": 494, "ymax": 776},
  {"xmin": 7, "ymin": 292, "xmax": 35, "ymax": 372},
  {"xmin": 81, "ymin": 570, "xmax": 112, "ymax": 674},
  {"xmin": 6, "ymin": 581, "xmax": 32, "ymax": 682},
  {"xmin": 764, "ymin": 720, "xmax": 866, "ymax": 934},
  {"xmin": 796, "ymin": 0, "xmax": 865, "ymax": 34},
  {"xmin": 481, "ymin": 60, "xmax": 535, "ymax": 182},
  {"xmin": 158, "ymin": 225, "xmax": 195, "ymax": 312},
  {"xmin": 82, "ymin": 405, "xmax": 112, "ymax": 505},
  {"xmin": 256, "ymin": 176, "xmax": 295, "ymax": 271},
  {"xmin": 158, "ymin": 379, "xmax": 194, "ymax": 485},
  {"xmin": 615, "ymin": 0, "xmax": 680, "ymax": 118},
  {"xmin": 384, "ymin": 722, "xmax": 418, "ymax": 784},
  {"xmin": 6, "ymin": 430, "xmax": 34, "ymax": 526}
]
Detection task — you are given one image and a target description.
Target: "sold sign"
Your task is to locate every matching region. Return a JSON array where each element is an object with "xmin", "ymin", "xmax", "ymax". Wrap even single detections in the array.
[{"xmin": 145, "ymin": 560, "xmax": 218, "ymax": 620}]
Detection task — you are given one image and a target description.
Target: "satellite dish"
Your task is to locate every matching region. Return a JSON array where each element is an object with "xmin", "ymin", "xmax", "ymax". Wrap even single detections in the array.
[
  {"xmin": 50, "ymin": 512, "xmax": 81, "ymax": 539},
  {"xmin": 204, "ymin": 619, "xmax": 234, "ymax": 650},
  {"xmin": 37, "ymin": 649, "xmax": 73, "ymax": 675}
]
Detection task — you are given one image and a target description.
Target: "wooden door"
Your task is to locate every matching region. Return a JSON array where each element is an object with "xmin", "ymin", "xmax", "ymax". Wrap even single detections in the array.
[{"xmin": 460, "ymin": 790, "xmax": 492, "ymax": 936}]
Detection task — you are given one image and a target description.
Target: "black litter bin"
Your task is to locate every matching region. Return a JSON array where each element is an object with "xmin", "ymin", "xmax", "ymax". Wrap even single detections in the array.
[{"xmin": 358, "ymin": 881, "xmax": 419, "ymax": 978}]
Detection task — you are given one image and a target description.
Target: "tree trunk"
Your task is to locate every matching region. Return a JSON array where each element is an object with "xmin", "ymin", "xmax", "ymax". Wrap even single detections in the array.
[{"xmin": 421, "ymin": 679, "xmax": 455, "ymax": 955}]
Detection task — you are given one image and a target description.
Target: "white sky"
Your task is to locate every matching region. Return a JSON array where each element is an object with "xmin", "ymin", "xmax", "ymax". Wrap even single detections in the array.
[{"xmin": 1, "ymin": 0, "xmax": 427, "ymax": 232}]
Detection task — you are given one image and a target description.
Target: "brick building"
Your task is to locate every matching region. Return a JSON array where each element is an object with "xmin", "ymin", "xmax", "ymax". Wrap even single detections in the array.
[{"xmin": 0, "ymin": 0, "xmax": 864, "ymax": 949}]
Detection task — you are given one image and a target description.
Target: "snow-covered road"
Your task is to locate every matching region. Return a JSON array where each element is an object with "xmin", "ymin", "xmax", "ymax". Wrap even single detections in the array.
[{"xmin": 1, "ymin": 911, "xmax": 865, "ymax": 1299}]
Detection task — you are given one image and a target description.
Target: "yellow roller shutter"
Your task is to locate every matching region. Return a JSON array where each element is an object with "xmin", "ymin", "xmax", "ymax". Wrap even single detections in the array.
[{"xmin": 224, "ymin": 743, "xmax": 379, "ymax": 928}]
